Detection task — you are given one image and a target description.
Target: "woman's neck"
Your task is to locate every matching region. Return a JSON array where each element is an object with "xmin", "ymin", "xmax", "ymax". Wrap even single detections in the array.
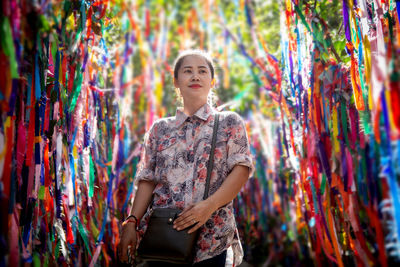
[{"xmin": 182, "ymin": 100, "xmax": 207, "ymax": 116}]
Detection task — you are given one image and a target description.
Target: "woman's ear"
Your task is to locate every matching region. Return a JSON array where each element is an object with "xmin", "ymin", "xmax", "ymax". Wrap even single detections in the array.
[
  {"xmin": 173, "ymin": 77, "xmax": 178, "ymax": 88},
  {"xmin": 211, "ymin": 78, "xmax": 215, "ymax": 87}
]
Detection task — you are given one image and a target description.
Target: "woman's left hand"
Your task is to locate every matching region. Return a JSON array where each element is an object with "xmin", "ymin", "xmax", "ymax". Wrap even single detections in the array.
[{"xmin": 173, "ymin": 200, "xmax": 216, "ymax": 234}]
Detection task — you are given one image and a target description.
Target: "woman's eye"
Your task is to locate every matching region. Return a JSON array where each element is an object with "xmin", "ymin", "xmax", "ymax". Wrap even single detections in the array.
[{"xmin": 184, "ymin": 70, "xmax": 192, "ymax": 73}]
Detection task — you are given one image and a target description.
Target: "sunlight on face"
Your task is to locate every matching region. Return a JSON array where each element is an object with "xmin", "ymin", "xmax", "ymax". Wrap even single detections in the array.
[{"xmin": 174, "ymin": 55, "xmax": 213, "ymax": 106}]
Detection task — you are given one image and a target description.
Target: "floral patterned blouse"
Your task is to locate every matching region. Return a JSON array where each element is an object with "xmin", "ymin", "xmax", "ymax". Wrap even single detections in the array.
[{"xmin": 135, "ymin": 103, "xmax": 254, "ymax": 265}]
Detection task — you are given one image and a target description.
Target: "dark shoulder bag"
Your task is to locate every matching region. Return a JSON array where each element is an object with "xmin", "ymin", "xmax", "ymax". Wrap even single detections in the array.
[{"xmin": 137, "ymin": 113, "xmax": 220, "ymax": 264}]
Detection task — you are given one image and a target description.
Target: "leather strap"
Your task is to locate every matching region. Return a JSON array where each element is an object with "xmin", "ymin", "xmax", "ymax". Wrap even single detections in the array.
[{"xmin": 203, "ymin": 113, "xmax": 219, "ymax": 200}]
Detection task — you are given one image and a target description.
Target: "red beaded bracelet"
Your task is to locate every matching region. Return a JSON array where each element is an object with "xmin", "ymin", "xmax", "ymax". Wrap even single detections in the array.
[{"xmin": 122, "ymin": 215, "xmax": 138, "ymax": 229}]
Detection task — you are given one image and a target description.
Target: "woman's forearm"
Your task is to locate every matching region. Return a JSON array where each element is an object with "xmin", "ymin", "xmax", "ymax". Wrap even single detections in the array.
[
  {"xmin": 129, "ymin": 180, "xmax": 156, "ymax": 221},
  {"xmin": 172, "ymin": 165, "xmax": 250, "ymax": 233},
  {"xmin": 205, "ymin": 165, "xmax": 249, "ymax": 212}
]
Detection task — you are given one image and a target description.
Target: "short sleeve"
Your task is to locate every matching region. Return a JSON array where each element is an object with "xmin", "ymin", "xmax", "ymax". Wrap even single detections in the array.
[
  {"xmin": 226, "ymin": 113, "xmax": 255, "ymax": 177},
  {"xmin": 135, "ymin": 122, "xmax": 158, "ymax": 184}
]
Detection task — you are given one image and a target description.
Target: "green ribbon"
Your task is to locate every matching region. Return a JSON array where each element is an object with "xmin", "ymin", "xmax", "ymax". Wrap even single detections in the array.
[
  {"xmin": 55, "ymin": 240, "xmax": 60, "ymax": 259},
  {"xmin": 69, "ymin": 63, "xmax": 83, "ymax": 112},
  {"xmin": 51, "ymin": 34, "xmax": 58, "ymax": 67},
  {"xmin": 1, "ymin": 17, "xmax": 18, "ymax": 78},
  {"xmin": 89, "ymin": 154, "xmax": 95, "ymax": 198},
  {"xmin": 308, "ymin": 177, "xmax": 319, "ymax": 214},
  {"xmin": 359, "ymin": 110, "xmax": 371, "ymax": 134},
  {"xmin": 321, "ymin": 173, "xmax": 327, "ymax": 195},
  {"xmin": 78, "ymin": 219, "xmax": 92, "ymax": 257},
  {"xmin": 33, "ymin": 253, "xmax": 41, "ymax": 267},
  {"xmin": 38, "ymin": 186, "xmax": 45, "ymax": 200},
  {"xmin": 340, "ymin": 100, "xmax": 351, "ymax": 150},
  {"xmin": 294, "ymin": 5, "xmax": 311, "ymax": 33}
]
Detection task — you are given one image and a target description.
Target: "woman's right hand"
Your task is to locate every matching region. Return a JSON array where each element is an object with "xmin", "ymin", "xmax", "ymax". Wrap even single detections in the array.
[
  {"xmin": 118, "ymin": 180, "xmax": 155, "ymax": 263},
  {"xmin": 118, "ymin": 221, "xmax": 138, "ymax": 264}
]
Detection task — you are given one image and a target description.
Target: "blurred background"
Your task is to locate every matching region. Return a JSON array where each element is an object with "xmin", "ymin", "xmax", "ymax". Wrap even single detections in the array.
[{"xmin": 1, "ymin": 0, "xmax": 400, "ymax": 266}]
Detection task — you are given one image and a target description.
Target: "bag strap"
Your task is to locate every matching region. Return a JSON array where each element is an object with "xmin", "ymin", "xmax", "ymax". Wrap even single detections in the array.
[{"xmin": 203, "ymin": 113, "xmax": 220, "ymax": 200}]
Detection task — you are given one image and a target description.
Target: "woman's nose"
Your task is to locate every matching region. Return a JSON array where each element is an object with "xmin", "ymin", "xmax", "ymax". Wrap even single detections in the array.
[{"xmin": 191, "ymin": 73, "xmax": 200, "ymax": 81}]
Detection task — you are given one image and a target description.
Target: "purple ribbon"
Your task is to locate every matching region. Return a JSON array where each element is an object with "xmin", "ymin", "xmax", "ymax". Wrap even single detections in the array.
[{"xmin": 342, "ymin": 0, "xmax": 351, "ymax": 42}]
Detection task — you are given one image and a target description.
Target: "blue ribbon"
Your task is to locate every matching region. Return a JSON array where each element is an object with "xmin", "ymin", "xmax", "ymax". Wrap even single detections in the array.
[
  {"xmin": 97, "ymin": 171, "xmax": 114, "ymax": 243},
  {"xmin": 35, "ymin": 53, "xmax": 41, "ymax": 100},
  {"xmin": 381, "ymin": 89, "xmax": 400, "ymax": 245}
]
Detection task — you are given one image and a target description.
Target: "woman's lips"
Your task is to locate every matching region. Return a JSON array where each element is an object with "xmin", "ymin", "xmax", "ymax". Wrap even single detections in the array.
[{"xmin": 189, "ymin": 84, "xmax": 201, "ymax": 88}]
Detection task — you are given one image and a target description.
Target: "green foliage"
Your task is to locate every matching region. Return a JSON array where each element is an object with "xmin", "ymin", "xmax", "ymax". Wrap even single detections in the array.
[
  {"xmin": 253, "ymin": 0, "xmax": 281, "ymax": 57},
  {"xmin": 300, "ymin": 0, "xmax": 348, "ymax": 63}
]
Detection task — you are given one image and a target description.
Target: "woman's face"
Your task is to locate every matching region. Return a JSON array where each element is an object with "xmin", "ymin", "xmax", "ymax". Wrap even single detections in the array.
[{"xmin": 174, "ymin": 55, "xmax": 213, "ymax": 105}]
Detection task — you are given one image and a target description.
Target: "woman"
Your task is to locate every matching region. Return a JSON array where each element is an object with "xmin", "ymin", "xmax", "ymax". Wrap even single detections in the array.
[{"xmin": 118, "ymin": 50, "xmax": 254, "ymax": 266}]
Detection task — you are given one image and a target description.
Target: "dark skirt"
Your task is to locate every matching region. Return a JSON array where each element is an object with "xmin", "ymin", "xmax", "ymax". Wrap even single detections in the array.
[{"xmin": 145, "ymin": 250, "xmax": 227, "ymax": 267}]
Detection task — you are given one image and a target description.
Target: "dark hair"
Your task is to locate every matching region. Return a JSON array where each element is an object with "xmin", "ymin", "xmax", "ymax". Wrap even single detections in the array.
[{"xmin": 173, "ymin": 49, "xmax": 215, "ymax": 80}]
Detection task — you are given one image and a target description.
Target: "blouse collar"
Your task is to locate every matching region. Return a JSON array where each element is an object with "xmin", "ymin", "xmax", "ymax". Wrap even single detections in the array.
[{"xmin": 175, "ymin": 103, "xmax": 213, "ymax": 127}]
